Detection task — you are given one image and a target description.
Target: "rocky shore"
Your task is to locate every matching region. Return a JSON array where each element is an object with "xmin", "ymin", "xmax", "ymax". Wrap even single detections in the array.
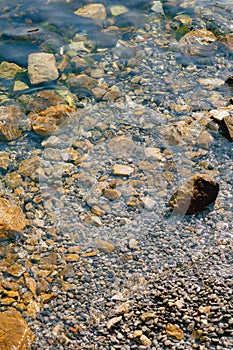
[{"xmin": 0, "ymin": 1, "xmax": 232, "ymax": 349}]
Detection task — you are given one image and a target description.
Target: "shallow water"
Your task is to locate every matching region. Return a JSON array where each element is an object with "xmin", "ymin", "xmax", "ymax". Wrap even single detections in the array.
[{"xmin": 0, "ymin": 1, "xmax": 233, "ymax": 349}]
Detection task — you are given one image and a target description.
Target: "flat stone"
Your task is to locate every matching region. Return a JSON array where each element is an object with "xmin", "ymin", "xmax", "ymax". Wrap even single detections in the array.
[
  {"xmin": 28, "ymin": 53, "xmax": 59, "ymax": 85},
  {"xmin": 67, "ymin": 73, "xmax": 98, "ymax": 91},
  {"xmin": 74, "ymin": 3, "xmax": 106, "ymax": 21},
  {"xmin": 95, "ymin": 238, "xmax": 115, "ymax": 253},
  {"xmin": 141, "ymin": 197, "xmax": 156, "ymax": 211},
  {"xmin": 112, "ymin": 164, "xmax": 134, "ymax": 176},
  {"xmin": 179, "ymin": 29, "xmax": 217, "ymax": 56},
  {"xmin": 107, "ymin": 136, "xmax": 137, "ymax": 158},
  {"xmin": 7, "ymin": 263, "xmax": 26, "ymax": 277},
  {"xmin": 141, "ymin": 312, "xmax": 157, "ymax": 322},
  {"xmin": 134, "ymin": 329, "xmax": 143, "ymax": 338},
  {"xmin": 0, "ymin": 61, "xmax": 24, "ymax": 80},
  {"xmin": 198, "ymin": 78, "xmax": 225, "ymax": 88},
  {"xmin": 0, "ymin": 309, "xmax": 34, "ymax": 349},
  {"xmin": 4, "ymin": 172, "xmax": 23, "ymax": 189},
  {"xmin": 196, "ymin": 130, "xmax": 214, "ymax": 148},
  {"xmin": 0, "ymin": 197, "xmax": 28, "ymax": 239},
  {"xmin": 144, "ymin": 147, "xmax": 163, "ymax": 160},
  {"xmin": 109, "ymin": 5, "xmax": 128, "ymax": 16},
  {"xmin": 210, "ymin": 108, "xmax": 230, "ymax": 121},
  {"xmin": 104, "ymin": 188, "xmax": 121, "ymax": 200},
  {"xmin": 169, "ymin": 173, "xmax": 219, "ymax": 214}
]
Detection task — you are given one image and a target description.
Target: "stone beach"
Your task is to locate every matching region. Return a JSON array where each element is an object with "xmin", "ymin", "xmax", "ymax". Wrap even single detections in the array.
[{"xmin": 0, "ymin": 0, "xmax": 232, "ymax": 349}]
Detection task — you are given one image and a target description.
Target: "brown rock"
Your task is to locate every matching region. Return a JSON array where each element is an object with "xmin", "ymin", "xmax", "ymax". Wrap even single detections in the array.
[
  {"xmin": 0, "ymin": 105, "xmax": 24, "ymax": 141},
  {"xmin": 28, "ymin": 53, "xmax": 59, "ymax": 84},
  {"xmin": 26, "ymin": 90, "xmax": 66, "ymax": 113},
  {"xmin": 29, "ymin": 104, "xmax": 74, "ymax": 136},
  {"xmin": 179, "ymin": 29, "xmax": 217, "ymax": 56},
  {"xmin": 220, "ymin": 115, "xmax": 233, "ymax": 141},
  {"xmin": 0, "ymin": 309, "xmax": 34, "ymax": 349},
  {"xmin": 67, "ymin": 74, "xmax": 98, "ymax": 91},
  {"xmin": 166, "ymin": 323, "xmax": 184, "ymax": 340},
  {"xmin": 0, "ymin": 197, "xmax": 28, "ymax": 239},
  {"xmin": 169, "ymin": 174, "xmax": 219, "ymax": 214},
  {"xmin": 103, "ymin": 91, "xmax": 122, "ymax": 101},
  {"xmin": 19, "ymin": 156, "xmax": 41, "ymax": 177},
  {"xmin": 95, "ymin": 238, "xmax": 115, "ymax": 253},
  {"xmin": 104, "ymin": 188, "xmax": 121, "ymax": 200},
  {"xmin": 196, "ymin": 130, "xmax": 214, "ymax": 148}
]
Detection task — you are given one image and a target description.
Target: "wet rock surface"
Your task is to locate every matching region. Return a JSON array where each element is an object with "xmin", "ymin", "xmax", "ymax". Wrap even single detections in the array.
[
  {"xmin": 0, "ymin": 309, "xmax": 34, "ymax": 350},
  {"xmin": 28, "ymin": 53, "xmax": 59, "ymax": 85},
  {"xmin": 0, "ymin": 197, "xmax": 28, "ymax": 239},
  {"xmin": 0, "ymin": 1, "xmax": 233, "ymax": 349},
  {"xmin": 169, "ymin": 174, "xmax": 219, "ymax": 215}
]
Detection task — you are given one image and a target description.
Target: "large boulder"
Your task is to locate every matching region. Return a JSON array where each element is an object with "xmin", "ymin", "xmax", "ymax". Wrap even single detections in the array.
[{"xmin": 169, "ymin": 174, "xmax": 219, "ymax": 215}]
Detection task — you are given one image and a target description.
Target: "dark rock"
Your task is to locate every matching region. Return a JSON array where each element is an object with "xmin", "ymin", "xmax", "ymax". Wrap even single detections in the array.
[
  {"xmin": 220, "ymin": 115, "xmax": 233, "ymax": 141},
  {"xmin": 225, "ymin": 76, "xmax": 233, "ymax": 85},
  {"xmin": 169, "ymin": 174, "xmax": 219, "ymax": 215}
]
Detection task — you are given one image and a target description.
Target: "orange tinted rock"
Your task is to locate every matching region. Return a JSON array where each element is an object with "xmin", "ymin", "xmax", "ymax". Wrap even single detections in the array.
[
  {"xmin": 179, "ymin": 29, "xmax": 217, "ymax": 56},
  {"xmin": 29, "ymin": 104, "xmax": 74, "ymax": 136},
  {"xmin": 18, "ymin": 156, "xmax": 41, "ymax": 177},
  {"xmin": 166, "ymin": 323, "xmax": 184, "ymax": 340},
  {"xmin": 0, "ymin": 197, "xmax": 28, "ymax": 239},
  {"xmin": 0, "ymin": 309, "xmax": 34, "ymax": 349}
]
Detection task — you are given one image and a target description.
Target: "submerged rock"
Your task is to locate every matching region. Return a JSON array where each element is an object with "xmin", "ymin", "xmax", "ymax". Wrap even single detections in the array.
[
  {"xmin": 179, "ymin": 29, "xmax": 217, "ymax": 56},
  {"xmin": 0, "ymin": 197, "xmax": 28, "ymax": 239},
  {"xmin": 0, "ymin": 61, "xmax": 24, "ymax": 80},
  {"xmin": 28, "ymin": 52, "xmax": 59, "ymax": 85},
  {"xmin": 0, "ymin": 152, "xmax": 10, "ymax": 170},
  {"xmin": 74, "ymin": 3, "xmax": 106, "ymax": 21},
  {"xmin": 169, "ymin": 174, "xmax": 219, "ymax": 215},
  {"xmin": 29, "ymin": 104, "xmax": 74, "ymax": 136},
  {"xmin": 0, "ymin": 105, "xmax": 24, "ymax": 141},
  {"xmin": 0, "ymin": 309, "xmax": 34, "ymax": 349}
]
